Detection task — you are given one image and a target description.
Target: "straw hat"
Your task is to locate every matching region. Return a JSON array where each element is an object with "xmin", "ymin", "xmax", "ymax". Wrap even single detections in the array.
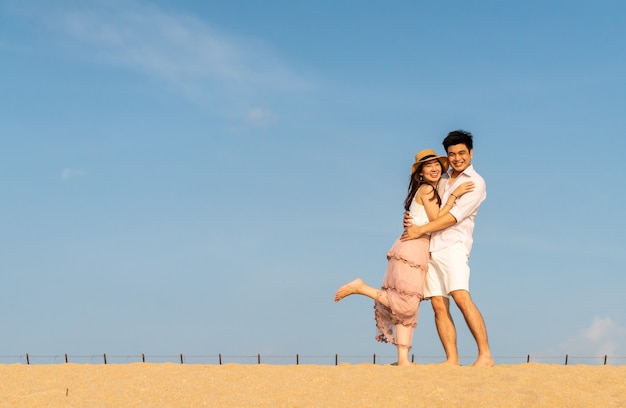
[{"xmin": 411, "ymin": 149, "xmax": 448, "ymax": 174}]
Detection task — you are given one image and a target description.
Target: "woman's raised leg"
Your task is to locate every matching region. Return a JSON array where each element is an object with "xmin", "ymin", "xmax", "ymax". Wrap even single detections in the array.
[{"xmin": 334, "ymin": 278, "xmax": 389, "ymax": 307}]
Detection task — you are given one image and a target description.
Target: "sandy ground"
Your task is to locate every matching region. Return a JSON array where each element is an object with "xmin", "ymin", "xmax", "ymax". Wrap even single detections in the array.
[{"xmin": 1, "ymin": 362, "xmax": 624, "ymax": 407}]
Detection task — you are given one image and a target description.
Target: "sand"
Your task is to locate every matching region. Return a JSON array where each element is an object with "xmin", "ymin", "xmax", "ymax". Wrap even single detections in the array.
[{"xmin": 1, "ymin": 362, "xmax": 624, "ymax": 407}]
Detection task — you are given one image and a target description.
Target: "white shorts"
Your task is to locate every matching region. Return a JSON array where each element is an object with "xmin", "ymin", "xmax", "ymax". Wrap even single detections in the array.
[{"xmin": 424, "ymin": 242, "xmax": 470, "ymax": 298}]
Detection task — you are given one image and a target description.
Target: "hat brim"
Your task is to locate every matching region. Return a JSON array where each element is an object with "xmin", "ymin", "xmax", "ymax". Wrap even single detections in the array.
[{"xmin": 412, "ymin": 156, "xmax": 449, "ymax": 174}]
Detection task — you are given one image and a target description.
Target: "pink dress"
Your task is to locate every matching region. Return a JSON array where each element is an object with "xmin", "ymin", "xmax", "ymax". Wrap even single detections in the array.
[{"xmin": 374, "ymin": 202, "xmax": 430, "ymax": 349}]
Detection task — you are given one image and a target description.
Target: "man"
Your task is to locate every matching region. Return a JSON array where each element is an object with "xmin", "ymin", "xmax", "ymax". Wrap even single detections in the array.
[{"xmin": 401, "ymin": 130, "xmax": 494, "ymax": 367}]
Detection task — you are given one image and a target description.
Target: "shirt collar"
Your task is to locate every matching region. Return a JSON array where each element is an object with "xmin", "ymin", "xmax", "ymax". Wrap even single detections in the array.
[{"xmin": 447, "ymin": 163, "xmax": 475, "ymax": 178}]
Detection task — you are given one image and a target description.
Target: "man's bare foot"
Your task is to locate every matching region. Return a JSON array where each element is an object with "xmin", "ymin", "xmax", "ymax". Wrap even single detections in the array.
[
  {"xmin": 334, "ymin": 278, "xmax": 364, "ymax": 302},
  {"xmin": 472, "ymin": 355, "xmax": 494, "ymax": 367}
]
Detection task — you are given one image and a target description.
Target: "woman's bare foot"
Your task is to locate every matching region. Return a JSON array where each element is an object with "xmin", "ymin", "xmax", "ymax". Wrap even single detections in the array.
[{"xmin": 334, "ymin": 278, "xmax": 364, "ymax": 302}]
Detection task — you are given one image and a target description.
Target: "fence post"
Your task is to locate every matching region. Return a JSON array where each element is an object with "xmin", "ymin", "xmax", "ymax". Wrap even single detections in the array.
[{"xmin": 15, "ymin": 353, "xmax": 619, "ymax": 365}]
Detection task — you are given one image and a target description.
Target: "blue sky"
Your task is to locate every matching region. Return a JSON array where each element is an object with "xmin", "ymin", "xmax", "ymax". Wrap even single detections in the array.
[{"xmin": 1, "ymin": 0, "xmax": 625, "ymax": 365}]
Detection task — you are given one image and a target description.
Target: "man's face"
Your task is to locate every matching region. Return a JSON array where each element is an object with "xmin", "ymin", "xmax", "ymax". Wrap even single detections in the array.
[{"xmin": 447, "ymin": 143, "xmax": 473, "ymax": 173}]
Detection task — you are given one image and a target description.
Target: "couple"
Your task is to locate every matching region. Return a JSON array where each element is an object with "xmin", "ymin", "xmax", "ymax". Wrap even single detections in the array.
[{"xmin": 334, "ymin": 130, "xmax": 494, "ymax": 367}]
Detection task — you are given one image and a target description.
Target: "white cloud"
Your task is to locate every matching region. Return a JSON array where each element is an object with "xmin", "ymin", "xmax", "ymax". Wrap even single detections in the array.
[
  {"xmin": 32, "ymin": 2, "xmax": 311, "ymax": 100},
  {"xmin": 551, "ymin": 317, "xmax": 626, "ymax": 357},
  {"xmin": 61, "ymin": 168, "xmax": 85, "ymax": 180}
]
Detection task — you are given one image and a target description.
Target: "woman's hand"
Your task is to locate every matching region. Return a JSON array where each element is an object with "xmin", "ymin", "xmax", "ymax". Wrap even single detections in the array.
[{"xmin": 452, "ymin": 181, "xmax": 475, "ymax": 198}]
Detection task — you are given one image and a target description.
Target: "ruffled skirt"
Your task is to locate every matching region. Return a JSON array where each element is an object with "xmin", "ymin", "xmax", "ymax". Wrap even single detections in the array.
[{"xmin": 374, "ymin": 236, "xmax": 429, "ymax": 349}]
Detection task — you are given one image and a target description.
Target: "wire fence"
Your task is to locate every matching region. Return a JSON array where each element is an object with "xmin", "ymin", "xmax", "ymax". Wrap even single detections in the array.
[{"xmin": 1, "ymin": 353, "xmax": 625, "ymax": 366}]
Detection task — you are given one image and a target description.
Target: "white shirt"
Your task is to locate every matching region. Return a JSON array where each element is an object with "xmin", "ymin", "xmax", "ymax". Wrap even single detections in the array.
[{"xmin": 429, "ymin": 164, "xmax": 486, "ymax": 253}]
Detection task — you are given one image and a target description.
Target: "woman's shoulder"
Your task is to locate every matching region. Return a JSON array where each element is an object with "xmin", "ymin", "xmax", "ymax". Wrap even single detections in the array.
[
  {"xmin": 417, "ymin": 184, "xmax": 436, "ymax": 195},
  {"xmin": 413, "ymin": 183, "xmax": 435, "ymax": 205}
]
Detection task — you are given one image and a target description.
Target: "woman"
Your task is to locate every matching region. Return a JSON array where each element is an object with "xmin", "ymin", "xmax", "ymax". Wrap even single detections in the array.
[{"xmin": 334, "ymin": 149, "xmax": 474, "ymax": 366}]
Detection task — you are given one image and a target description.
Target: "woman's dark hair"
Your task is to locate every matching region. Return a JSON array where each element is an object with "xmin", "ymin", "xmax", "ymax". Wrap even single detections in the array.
[
  {"xmin": 443, "ymin": 129, "xmax": 473, "ymax": 152},
  {"xmin": 404, "ymin": 162, "xmax": 442, "ymax": 211}
]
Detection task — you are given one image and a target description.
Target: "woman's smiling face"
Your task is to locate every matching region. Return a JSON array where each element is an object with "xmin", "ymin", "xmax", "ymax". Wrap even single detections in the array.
[{"xmin": 420, "ymin": 159, "xmax": 443, "ymax": 184}]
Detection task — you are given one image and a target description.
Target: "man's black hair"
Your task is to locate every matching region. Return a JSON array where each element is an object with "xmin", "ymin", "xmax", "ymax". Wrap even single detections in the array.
[{"xmin": 443, "ymin": 129, "xmax": 473, "ymax": 152}]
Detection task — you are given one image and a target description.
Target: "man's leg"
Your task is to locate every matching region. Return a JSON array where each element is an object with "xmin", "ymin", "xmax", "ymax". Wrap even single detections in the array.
[
  {"xmin": 430, "ymin": 296, "xmax": 460, "ymax": 365},
  {"xmin": 450, "ymin": 290, "xmax": 494, "ymax": 367}
]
